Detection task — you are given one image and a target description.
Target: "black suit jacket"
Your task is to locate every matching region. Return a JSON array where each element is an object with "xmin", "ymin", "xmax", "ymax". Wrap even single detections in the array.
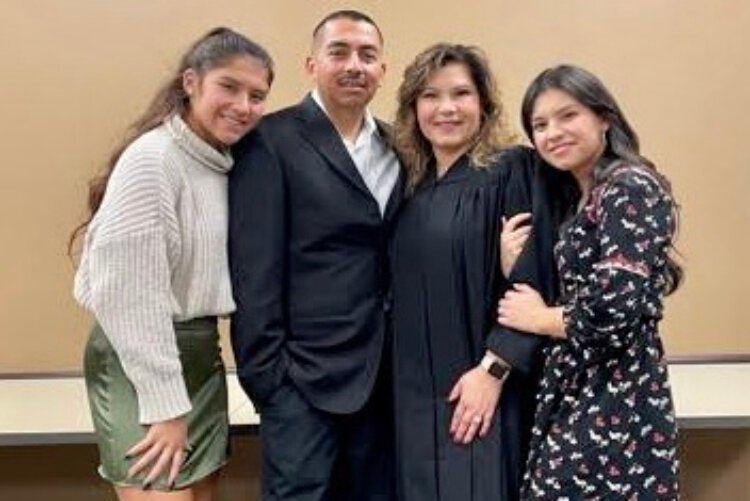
[{"xmin": 229, "ymin": 95, "xmax": 403, "ymax": 414}]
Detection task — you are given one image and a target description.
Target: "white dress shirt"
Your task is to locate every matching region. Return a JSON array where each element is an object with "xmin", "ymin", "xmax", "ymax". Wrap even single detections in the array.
[{"xmin": 312, "ymin": 90, "xmax": 399, "ymax": 215}]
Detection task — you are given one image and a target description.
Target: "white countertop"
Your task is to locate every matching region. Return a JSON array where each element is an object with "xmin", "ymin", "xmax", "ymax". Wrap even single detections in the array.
[{"xmin": 1, "ymin": 363, "xmax": 748, "ymax": 445}]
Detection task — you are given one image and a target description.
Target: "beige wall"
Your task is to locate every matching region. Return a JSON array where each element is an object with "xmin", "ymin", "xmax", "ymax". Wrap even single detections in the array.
[
  {"xmin": 2, "ymin": 1, "xmax": 749, "ymax": 372},
  {"xmin": 1, "ymin": 2, "xmax": 749, "ymax": 500}
]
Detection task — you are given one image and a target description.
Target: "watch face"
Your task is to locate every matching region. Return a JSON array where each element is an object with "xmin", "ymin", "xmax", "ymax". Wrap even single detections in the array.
[{"xmin": 489, "ymin": 362, "xmax": 508, "ymax": 380}]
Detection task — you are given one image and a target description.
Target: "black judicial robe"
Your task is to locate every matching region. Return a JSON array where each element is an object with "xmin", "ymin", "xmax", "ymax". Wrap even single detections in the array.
[{"xmin": 390, "ymin": 146, "xmax": 574, "ymax": 501}]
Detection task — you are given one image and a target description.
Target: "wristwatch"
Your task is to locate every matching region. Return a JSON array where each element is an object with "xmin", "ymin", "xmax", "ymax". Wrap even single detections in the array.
[{"xmin": 480, "ymin": 354, "xmax": 510, "ymax": 382}]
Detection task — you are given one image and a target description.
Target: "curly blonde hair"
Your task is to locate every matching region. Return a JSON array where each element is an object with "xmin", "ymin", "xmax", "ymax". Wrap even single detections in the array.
[{"xmin": 393, "ymin": 43, "xmax": 516, "ymax": 192}]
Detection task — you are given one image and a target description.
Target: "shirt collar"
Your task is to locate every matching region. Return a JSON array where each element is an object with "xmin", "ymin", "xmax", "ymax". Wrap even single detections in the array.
[{"xmin": 311, "ymin": 89, "xmax": 379, "ymax": 145}]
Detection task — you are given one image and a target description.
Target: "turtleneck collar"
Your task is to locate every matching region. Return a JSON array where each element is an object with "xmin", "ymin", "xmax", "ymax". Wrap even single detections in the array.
[{"xmin": 165, "ymin": 114, "xmax": 234, "ymax": 174}]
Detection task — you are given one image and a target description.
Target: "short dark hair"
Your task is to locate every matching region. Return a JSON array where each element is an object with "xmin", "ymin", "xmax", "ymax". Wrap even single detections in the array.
[{"xmin": 312, "ymin": 9, "xmax": 383, "ymax": 45}]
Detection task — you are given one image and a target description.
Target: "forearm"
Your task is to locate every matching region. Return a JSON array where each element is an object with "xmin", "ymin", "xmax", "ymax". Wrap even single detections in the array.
[{"xmin": 540, "ymin": 306, "xmax": 566, "ymax": 339}]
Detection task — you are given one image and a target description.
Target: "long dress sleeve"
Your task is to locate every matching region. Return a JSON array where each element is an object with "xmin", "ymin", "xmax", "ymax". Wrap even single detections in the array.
[{"xmin": 561, "ymin": 167, "xmax": 675, "ymax": 363}]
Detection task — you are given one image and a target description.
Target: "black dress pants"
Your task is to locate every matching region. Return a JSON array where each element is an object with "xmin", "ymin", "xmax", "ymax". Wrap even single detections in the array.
[{"xmin": 259, "ymin": 375, "xmax": 394, "ymax": 501}]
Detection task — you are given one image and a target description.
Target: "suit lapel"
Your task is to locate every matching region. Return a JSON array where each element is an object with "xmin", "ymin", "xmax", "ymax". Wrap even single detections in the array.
[
  {"xmin": 383, "ymin": 168, "xmax": 404, "ymax": 222},
  {"xmin": 295, "ymin": 95, "xmax": 373, "ymax": 199},
  {"xmin": 373, "ymin": 118, "xmax": 404, "ymax": 223}
]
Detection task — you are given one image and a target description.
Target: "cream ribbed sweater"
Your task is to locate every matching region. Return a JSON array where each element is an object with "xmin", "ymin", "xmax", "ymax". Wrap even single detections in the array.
[{"xmin": 74, "ymin": 114, "xmax": 236, "ymax": 424}]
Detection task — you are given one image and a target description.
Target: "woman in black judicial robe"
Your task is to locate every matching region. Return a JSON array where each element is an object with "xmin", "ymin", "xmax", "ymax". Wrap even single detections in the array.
[{"xmin": 390, "ymin": 44, "xmax": 575, "ymax": 500}]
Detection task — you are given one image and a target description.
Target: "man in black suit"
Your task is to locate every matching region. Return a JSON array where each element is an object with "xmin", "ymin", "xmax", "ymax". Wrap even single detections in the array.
[{"xmin": 229, "ymin": 10, "xmax": 401, "ymax": 501}]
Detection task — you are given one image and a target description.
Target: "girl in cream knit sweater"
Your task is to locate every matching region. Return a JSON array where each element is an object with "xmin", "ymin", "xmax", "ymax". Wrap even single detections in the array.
[{"xmin": 70, "ymin": 28, "xmax": 273, "ymax": 500}]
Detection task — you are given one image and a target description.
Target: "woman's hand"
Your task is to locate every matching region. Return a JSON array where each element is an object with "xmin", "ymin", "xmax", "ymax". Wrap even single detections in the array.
[
  {"xmin": 447, "ymin": 366, "xmax": 503, "ymax": 444},
  {"xmin": 500, "ymin": 213, "xmax": 532, "ymax": 278},
  {"xmin": 497, "ymin": 283, "xmax": 565, "ymax": 338},
  {"xmin": 126, "ymin": 416, "xmax": 189, "ymax": 489}
]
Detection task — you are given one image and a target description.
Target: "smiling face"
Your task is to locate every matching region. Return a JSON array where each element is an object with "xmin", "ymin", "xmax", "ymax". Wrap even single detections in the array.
[
  {"xmin": 416, "ymin": 62, "xmax": 482, "ymax": 168},
  {"xmin": 306, "ymin": 17, "xmax": 385, "ymax": 115},
  {"xmin": 530, "ymin": 88, "xmax": 609, "ymax": 183},
  {"xmin": 182, "ymin": 54, "xmax": 270, "ymax": 149}
]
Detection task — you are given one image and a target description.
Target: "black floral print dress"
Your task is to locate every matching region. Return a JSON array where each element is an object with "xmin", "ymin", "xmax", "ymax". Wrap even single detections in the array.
[{"xmin": 522, "ymin": 163, "xmax": 680, "ymax": 500}]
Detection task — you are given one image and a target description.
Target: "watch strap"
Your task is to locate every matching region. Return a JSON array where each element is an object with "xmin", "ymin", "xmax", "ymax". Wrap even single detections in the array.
[{"xmin": 480, "ymin": 354, "xmax": 510, "ymax": 381}]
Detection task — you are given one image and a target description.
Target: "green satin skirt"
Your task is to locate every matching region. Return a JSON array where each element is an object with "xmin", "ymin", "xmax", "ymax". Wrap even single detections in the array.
[{"xmin": 83, "ymin": 317, "xmax": 229, "ymax": 491}]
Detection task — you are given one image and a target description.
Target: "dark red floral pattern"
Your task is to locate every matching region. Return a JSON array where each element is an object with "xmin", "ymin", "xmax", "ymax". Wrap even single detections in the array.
[{"xmin": 522, "ymin": 164, "xmax": 680, "ymax": 500}]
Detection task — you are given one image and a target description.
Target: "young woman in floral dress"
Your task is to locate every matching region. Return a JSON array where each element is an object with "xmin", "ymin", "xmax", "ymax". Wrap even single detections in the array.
[{"xmin": 498, "ymin": 64, "xmax": 683, "ymax": 500}]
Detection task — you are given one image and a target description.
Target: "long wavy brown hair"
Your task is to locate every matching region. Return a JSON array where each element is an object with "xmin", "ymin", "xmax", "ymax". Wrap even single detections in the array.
[
  {"xmin": 521, "ymin": 64, "xmax": 683, "ymax": 294},
  {"xmin": 68, "ymin": 27, "xmax": 274, "ymax": 258},
  {"xmin": 393, "ymin": 43, "xmax": 516, "ymax": 193}
]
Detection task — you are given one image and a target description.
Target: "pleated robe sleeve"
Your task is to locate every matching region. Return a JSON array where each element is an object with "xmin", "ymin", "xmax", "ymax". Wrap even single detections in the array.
[{"xmin": 475, "ymin": 146, "xmax": 576, "ymax": 375}]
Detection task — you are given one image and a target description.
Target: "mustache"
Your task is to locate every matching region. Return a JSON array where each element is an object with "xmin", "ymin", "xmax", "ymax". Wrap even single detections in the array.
[{"xmin": 337, "ymin": 71, "xmax": 366, "ymax": 85}]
